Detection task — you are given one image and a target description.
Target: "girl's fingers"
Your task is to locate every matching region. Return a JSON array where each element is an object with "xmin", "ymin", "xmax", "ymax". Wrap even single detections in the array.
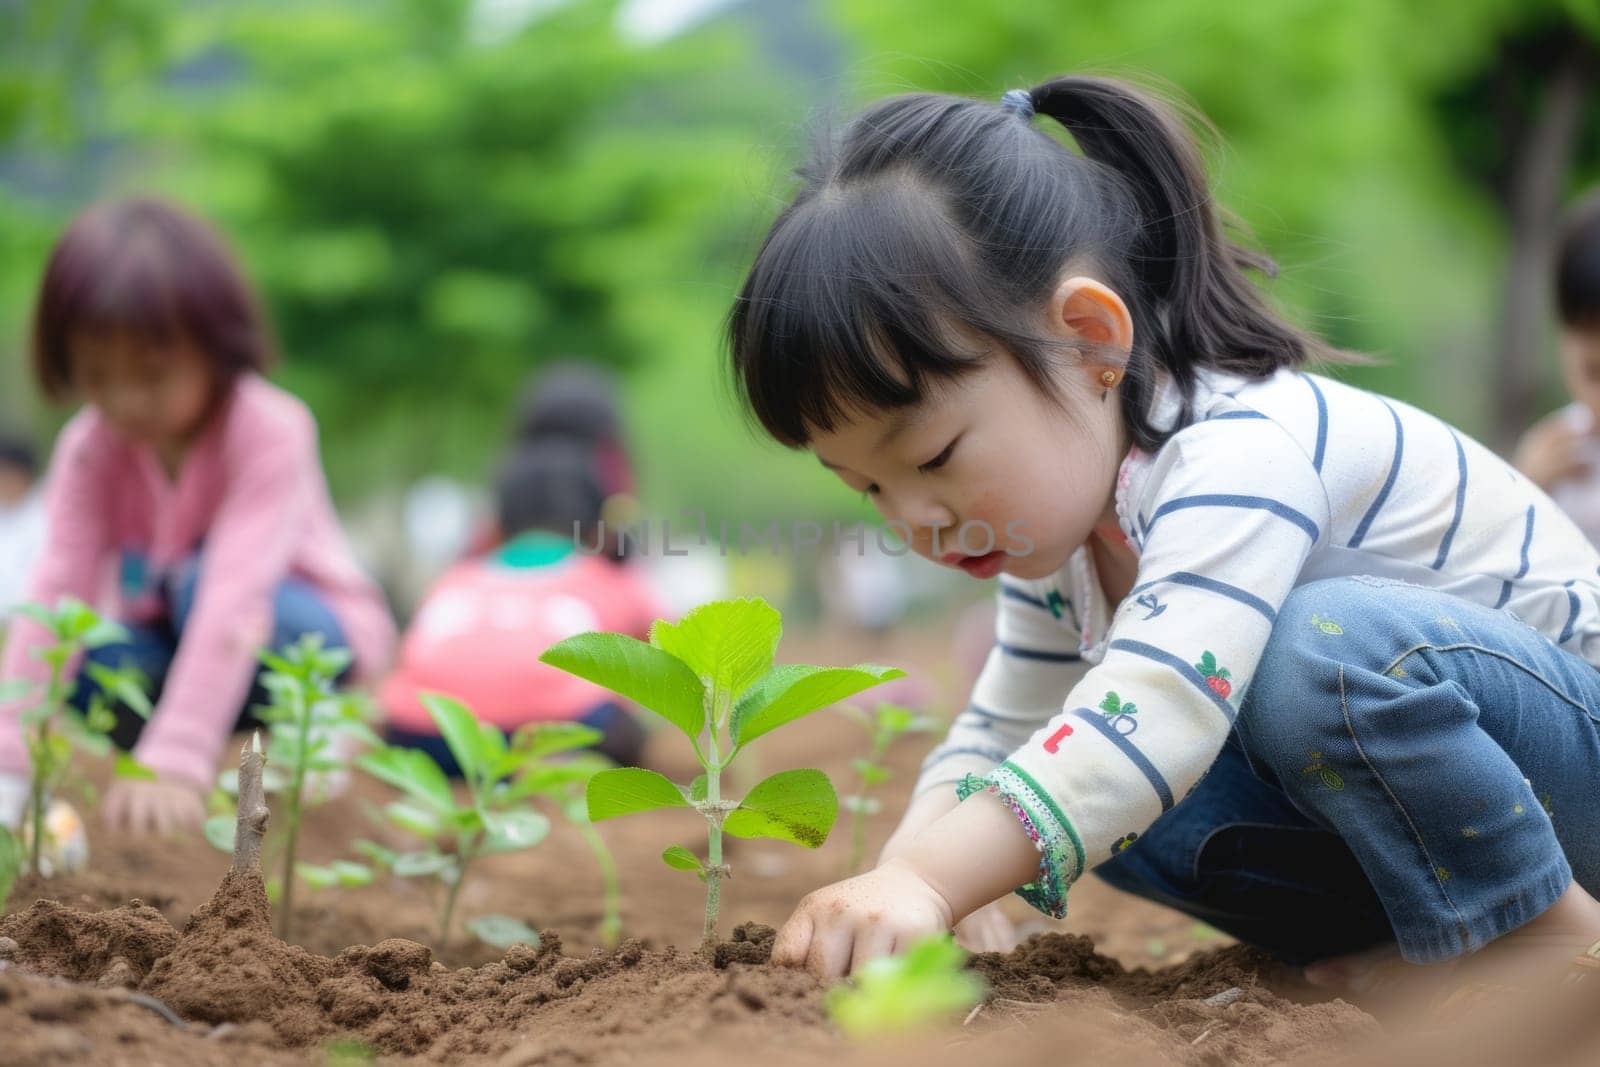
[
  {"xmin": 848, "ymin": 925, "xmax": 897, "ymax": 976},
  {"xmin": 808, "ymin": 921, "xmax": 854, "ymax": 980},
  {"xmin": 771, "ymin": 911, "xmax": 814, "ymax": 968}
]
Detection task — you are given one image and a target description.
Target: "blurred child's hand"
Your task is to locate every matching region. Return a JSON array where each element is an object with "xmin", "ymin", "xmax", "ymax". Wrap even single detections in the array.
[
  {"xmin": 772, "ymin": 858, "xmax": 954, "ymax": 978},
  {"xmin": 954, "ymin": 899, "xmax": 1020, "ymax": 954},
  {"xmin": 102, "ymin": 778, "xmax": 205, "ymax": 836},
  {"xmin": 1514, "ymin": 415, "xmax": 1592, "ymax": 490}
]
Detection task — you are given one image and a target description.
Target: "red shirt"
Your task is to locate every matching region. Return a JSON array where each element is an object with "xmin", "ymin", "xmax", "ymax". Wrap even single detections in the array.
[{"xmin": 379, "ymin": 535, "xmax": 664, "ymax": 732}]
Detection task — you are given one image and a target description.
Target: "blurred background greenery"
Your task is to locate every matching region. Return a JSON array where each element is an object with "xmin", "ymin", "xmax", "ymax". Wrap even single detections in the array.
[{"xmin": 1, "ymin": 0, "xmax": 1597, "ymax": 530}]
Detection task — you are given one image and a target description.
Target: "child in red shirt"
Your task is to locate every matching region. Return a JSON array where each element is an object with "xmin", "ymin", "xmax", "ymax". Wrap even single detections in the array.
[{"xmin": 380, "ymin": 437, "xmax": 664, "ymax": 769}]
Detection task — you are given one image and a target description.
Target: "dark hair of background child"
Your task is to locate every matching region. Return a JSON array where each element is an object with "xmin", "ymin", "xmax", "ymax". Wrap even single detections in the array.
[
  {"xmin": 727, "ymin": 75, "xmax": 1363, "ymax": 454},
  {"xmin": 1557, "ymin": 190, "xmax": 1600, "ymax": 328},
  {"xmin": 494, "ymin": 438, "xmax": 608, "ymax": 545},
  {"xmin": 31, "ymin": 196, "xmax": 275, "ymax": 403},
  {"xmin": 0, "ymin": 432, "xmax": 37, "ymax": 478}
]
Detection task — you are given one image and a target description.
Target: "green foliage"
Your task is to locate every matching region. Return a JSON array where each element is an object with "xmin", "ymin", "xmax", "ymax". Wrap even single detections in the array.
[
  {"xmin": 201, "ymin": 634, "xmax": 376, "ymax": 941},
  {"xmin": 825, "ymin": 934, "xmax": 987, "ymax": 1039},
  {"xmin": 542, "ymin": 596, "xmax": 904, "ymax": 947},
  {"xmin": 9, "ymin": 597, "xmax": 153, "ymax": 877},
  {"xmin": 355, "ymin": 693, "xmax": 561, "ymax": 947},
  {"xmin": 839, "ymin": 703, "xmax": 940, "ymax": 876}
]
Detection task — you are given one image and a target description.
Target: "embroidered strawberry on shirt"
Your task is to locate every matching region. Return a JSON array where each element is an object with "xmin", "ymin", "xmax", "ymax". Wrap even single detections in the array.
[{"xmin": 1195, "ymin": 651, "xmax": 1232, "ymax": 699}]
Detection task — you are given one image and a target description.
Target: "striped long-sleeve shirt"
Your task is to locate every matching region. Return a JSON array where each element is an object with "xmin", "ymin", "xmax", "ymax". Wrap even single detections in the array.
[{"xmin": 915, "ymin": 365, "xmax": 1600, "ymax": 918}]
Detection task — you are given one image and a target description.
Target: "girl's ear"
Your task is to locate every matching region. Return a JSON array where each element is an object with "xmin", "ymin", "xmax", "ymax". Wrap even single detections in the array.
[{"xmin": 1050, "ymin": 275, "xmax": 1134, "ymax": 353}]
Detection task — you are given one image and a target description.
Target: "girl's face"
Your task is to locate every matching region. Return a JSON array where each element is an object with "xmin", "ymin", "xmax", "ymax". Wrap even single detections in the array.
[
  {"xmin": 809, "ymin": 277, "xmax": 1133, "ymax": 581},
  {"xmin": 70, "ymin": 330, "xmax": 216, "ymax": 451}
]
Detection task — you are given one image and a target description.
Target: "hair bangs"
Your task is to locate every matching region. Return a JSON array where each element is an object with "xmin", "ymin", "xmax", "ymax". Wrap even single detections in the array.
[{"xmin": 729, "ymin": 173, "xmax": 1011, "ymax": 448}]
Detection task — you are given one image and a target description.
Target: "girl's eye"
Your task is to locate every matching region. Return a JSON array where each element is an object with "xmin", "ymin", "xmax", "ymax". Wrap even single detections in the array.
[{"xmin": 918, "ymin": 437, "xmax": 960, "ymax": 473}]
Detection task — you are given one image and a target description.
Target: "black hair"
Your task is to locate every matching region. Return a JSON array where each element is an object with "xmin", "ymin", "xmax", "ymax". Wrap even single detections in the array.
[
  {"xmin": 0, "ymin": 432, "xmax": 37, "ymax": 478},
  {"xmin": 494, "ymin": 439, "xmax": 606, "ymax": 542},
  {"xmin": 1557, "ymin": 189, "xmax": 1600, "ymax": 327},
  {"xmin": 727, "ymin": 75, "xmax": 1346, "ymax": 452},
  {"xmin": 515, "ymin": 361, "xmax": 622, "ymax": 446}
]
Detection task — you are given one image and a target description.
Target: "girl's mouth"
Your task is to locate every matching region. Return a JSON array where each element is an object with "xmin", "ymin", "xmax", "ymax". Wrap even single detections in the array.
[{"xmin": 942, "ymin": 549, "xmax": 1007, "ymax": 579}]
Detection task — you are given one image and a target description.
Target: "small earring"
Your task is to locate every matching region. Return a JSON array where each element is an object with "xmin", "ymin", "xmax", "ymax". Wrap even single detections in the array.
[{"xmin": 1101, "ymin": 370, "xmax": 1118, "ymax": 387}]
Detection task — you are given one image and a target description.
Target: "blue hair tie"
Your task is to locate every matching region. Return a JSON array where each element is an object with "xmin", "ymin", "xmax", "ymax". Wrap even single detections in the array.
[{"xmin": 999, "ymin": 88, "xmax": 1035, "ymax": 121}]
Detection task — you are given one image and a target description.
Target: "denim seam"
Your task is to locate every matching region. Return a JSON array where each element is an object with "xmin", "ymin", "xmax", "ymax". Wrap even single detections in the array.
[
  {"xmin": 1336, "ymin": 663, "xmax": 1471, "ymax": 944},
  {"xmin": 1379, "ymin": 640, "xmax": 1595, "ymax": 722}
]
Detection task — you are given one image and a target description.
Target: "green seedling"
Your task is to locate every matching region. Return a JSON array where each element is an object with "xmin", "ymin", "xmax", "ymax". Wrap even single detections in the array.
[
  {"xmin": 202, "ymin": 634, "xmax": 378, "ymax": 940},
  {"xmin": 9, "ymin": 597, "xmax": 153, "ymax": 876},
  {"xmin": 839, "ymin": 702, "xmax": 939, "ymax": 876},
  {"xmin": 356, "ymin": 692, "xmax": 554, "ymax": 949},
  {"xmin": 825, "ymin": 933, "xmax": 988, "ymax": 1039},
  {"xmin": 0, "ymin": 826, "xmax": 19, "ymax": 909},
  {"xmin": 539, "ymin": 596, "xmax": 905, "ymax": 949},
  {"xmin": 497, "ymin": 722, "xmax": 623, "ymax": 947}
]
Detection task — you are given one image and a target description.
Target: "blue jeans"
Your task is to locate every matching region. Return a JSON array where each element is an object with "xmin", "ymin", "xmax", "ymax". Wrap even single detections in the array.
[
  {"xmin": 384, "ymin": 701, "xmax": 643, "ymax": 777},
  {"xmin": 73, "ymin": 557, "xmax": 349, "ymax": 750},
  {"xmin": 1095, "ymin": 575, "xmax": 1600, "ymax": 965}
]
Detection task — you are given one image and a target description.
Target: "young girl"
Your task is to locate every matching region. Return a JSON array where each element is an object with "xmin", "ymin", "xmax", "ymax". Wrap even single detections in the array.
[
  {"xmin": 727, "ymin": 76, "xmax": 1600, "ymax": 994},
  {"xmin": 0, "ymin": 197, "xmax": 397, "ymax": 836}
]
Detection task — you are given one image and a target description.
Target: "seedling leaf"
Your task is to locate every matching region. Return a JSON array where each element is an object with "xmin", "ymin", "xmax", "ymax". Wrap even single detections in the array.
[
  {"xmin": 0, "ymin": 827, "xmax": 20, "ymax": 908},
  {"xmin": 204, "ymin": 814, "xmax": 236, "ymax": 853},
  {"xmin": 296, "ymin": 863, "xmax": 339, "ymax": 889},
  {"xmin": 421, "ymin": 692, "xmax": 491, "ymax": 783},
  {"xmin": 826, "ymin": 933, "xmax": 986, "ymax": 1039},
  {"xmin": 732, "ymin": 664, "xmax": 906, "ymax": 745},
  {"xmin": 587, "ymin": 767, "xmax": 690, "ymax": 822},
  {"xmin": 358, "ymin": 746, "xmax": 455, "ymax": 813},
  {"xmin": 113, "ymin": 753, "xmax": 158, "ymax": 781},
  {"xmin": 393, "ymin": 850, "xmax": 454, "ymax": 878},
  {"xmin": 724, "ymin": 768, "xmax": 837, "ymax": 848},
  {"xmin": 466, "ymin": 913, "xmax": 540, "ymax": 949},
  {"xmin": 539, "ymin": 633, "xmax": 706, "ymax": 740},
  {"xmin": 510, "ymin": 721, "xmax": 604, "ymax": 760},
  {"xmin": 661, "ymin": 845, "xmax": 704, "ymax": 874},
  {"xmin": 648, "ymin": 597, "xmax": 781, "ymax": 701},
  {"xmin": 482, "ymin": 809, "xmax": 551, "ymax": 853}
]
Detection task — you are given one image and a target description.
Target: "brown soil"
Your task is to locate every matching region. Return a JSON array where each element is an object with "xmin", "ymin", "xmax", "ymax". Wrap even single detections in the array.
[{"xmin": 0, "ymin": 617, "xmax": 1392, "ymax": 1064}]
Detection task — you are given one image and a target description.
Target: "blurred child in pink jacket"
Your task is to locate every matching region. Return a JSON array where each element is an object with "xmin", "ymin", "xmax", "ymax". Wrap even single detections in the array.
[{"xmin": 0, "ymin": 197, "xmax": 396, "ymax": 836}]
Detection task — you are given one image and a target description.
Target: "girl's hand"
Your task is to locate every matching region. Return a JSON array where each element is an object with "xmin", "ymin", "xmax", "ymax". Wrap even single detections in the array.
[
  {"xmin": 772, "ymin": 858, "xmax": 954, "ymax": 978},
  {"xmin": 102, "ymin": 778, "xmax": 205, "ymax": 836},
  {"xmin": 954, "ymin": 899, "xmax": 1020, "ymax": 954},
  {"xmin": 1514, "ymin": 416, "xmax": 1591, "ymax": 490}
]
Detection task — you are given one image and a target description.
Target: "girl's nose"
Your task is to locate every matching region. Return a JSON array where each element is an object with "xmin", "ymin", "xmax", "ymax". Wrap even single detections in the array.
[{"xmin": 881, "ymin": 494, "xmax": 958, "ymax": 552}]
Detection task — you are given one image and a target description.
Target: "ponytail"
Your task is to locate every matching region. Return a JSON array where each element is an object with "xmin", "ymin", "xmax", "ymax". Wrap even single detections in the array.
[{"xmin": 1028, "ymin": 76, "xmax": 1336, "ymax": 427}]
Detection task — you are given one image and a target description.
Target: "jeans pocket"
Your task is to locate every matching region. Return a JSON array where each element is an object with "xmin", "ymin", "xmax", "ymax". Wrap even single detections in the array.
[{"xmin": 1193, "ymin": 822, "xmax": 1356, "ymax": 895}]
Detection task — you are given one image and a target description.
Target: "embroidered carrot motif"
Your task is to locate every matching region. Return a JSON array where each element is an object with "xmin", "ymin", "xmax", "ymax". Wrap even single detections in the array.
[{"xmin": 1099, "ymin": 691, "xmax": 1139, "ymax": 735}]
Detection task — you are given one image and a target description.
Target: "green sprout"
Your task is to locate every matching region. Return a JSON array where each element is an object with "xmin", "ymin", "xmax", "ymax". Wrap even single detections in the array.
[
  {"xmin": 839, "ymin": 702, "xmax": 939, "ymax": 877},
  {"xmin": 0, "ymin": 825, "xmax": 19, "ymax": 909},
  {"xmin": 825, "ymin": 933, "xmax": 988, "ymax": 1039},
  {"xmin": 495, "ymin": 721, "xmax": 623, "ymax": 947},
  {"xmin": 9, "ymin": 598, "xmax": 153, "ymax": 876},
  {"xmin": 202, "ymin": 634, "xmax": 378, "ymax": 941},
  {"xmin": 356, "ymin": 693, "xmax": 555, "ymax": 949},
  {"xmin": 539, "ymin": 596, "xmax": 905, "ymax": 949}
]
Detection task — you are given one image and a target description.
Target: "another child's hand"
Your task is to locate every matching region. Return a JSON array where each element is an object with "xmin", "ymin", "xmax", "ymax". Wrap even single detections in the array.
[
  {"xmin": 1514, "ymin": 415, "xmax": 1591, "ymax": 490},
  {"xmin": 772, "ymin": 858, "xmax": 954, "ymax": 978},
  {"xmin": 102, "ymin": 778, "xmax": 205, "ymax": 836}
]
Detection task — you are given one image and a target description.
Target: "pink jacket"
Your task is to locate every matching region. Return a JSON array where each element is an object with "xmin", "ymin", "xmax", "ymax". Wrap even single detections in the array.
[{"xmin": 0, "ymin": 375, "xmax": 397, "ymax": 788}]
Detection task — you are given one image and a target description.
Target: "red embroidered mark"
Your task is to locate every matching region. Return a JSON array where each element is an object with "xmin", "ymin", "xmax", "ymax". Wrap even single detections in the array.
[{"xmin": 1043, "ymin": 723, "xmax": 1074, "ymax": 753}]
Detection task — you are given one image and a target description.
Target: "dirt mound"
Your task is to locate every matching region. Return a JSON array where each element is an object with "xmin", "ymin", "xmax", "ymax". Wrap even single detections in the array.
[{"xmin": 0, "ymin": 896, "xmax": 177, "ymax": 985}]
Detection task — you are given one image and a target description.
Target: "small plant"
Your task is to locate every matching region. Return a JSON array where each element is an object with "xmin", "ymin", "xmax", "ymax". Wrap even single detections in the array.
[
  {"xmin": 839, "ymin": 702, "xmax": 938, "ymax": 876},
  {"xmin": 0, "ymin": 825, "xmax": 19, "ymax": 909},
  {"xmin": 497, "ymin": 722, "xmax": 622, "ymax": 947},
  {"xmin": 825, "ymin": 933, "xmax": 987, "ymax": 1039},
  {"xmin": 9, "ymin": 597, "xmax": 153, "ymax": 876},
  {"xmin": 356, "ymin": 693, "xmax": 554, "ymax": 948},
  {"xmin": 539, "ymin": 596, "xmax": 904, "ymax": 949},
  {"xmin": 203, "ymin": 634, "xmax": 377, "ymax": 940}
]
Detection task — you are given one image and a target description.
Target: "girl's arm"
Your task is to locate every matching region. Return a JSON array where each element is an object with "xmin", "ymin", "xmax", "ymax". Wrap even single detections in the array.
[
  {"xmin": 0, "ymin": 416, "xmax": 114, "ymax": 782},
  {"xmin": 130, "ymin": 403, "xmax": 317, "ymax": 789},
  {"xmin": 881, "ymin": 572, "xmax": 1089, "ymax": 860},
  {"xmin": 776, "ymin": 414, "xmax": 1329, "ymax": 976}
]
